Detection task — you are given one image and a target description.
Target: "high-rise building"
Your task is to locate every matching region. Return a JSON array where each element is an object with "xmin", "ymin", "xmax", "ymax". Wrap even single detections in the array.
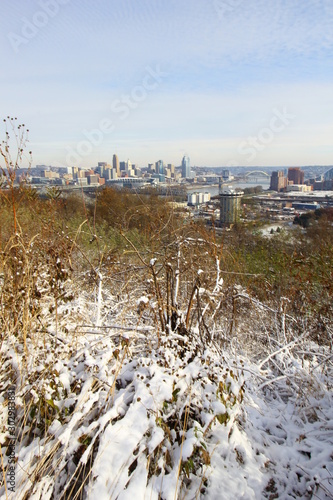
[
  {"xmin": 270, "ymin": 171, "xmax": 287, "ymax": 192},
  {"xmin": 125, "ymin": 160, "xmax": 135, "ymax": 177},
  {"xmin": 155, "ymin": 160, "xmax": 164, "ymax": 175},
  {"xmin": 113, "ymin": 154, "xmax": 120, "ymax": 176},
  {"xmin": 220, "ymin": 187, "xmax": 243, "ymax": 226},
  {"xmin": 103, "ymin": 169, "xmax": 112, "ymax": 180},
  {"xmin": 181, "ymin": 155, "xmax": 191, "ymax": 178},
  {"xmin": 103, "ymin": 167, "xmax": 117, "ymax": 180},
  {"xmin": 288, "ymin": 167, "xmax": 304, "ymax": 185},
  {"xmin": 167, "ymin": 164, "xmax": 175, "ymax": 178},
  {"xmin": 96, "ymin": 162, "xmax": 107, "ymax": 176}
]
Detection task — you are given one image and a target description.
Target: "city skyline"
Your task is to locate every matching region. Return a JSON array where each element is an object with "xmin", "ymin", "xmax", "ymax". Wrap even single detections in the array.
[{"xmin": 1, "ymin": 0, "xmax": 332, "ymax": 168}]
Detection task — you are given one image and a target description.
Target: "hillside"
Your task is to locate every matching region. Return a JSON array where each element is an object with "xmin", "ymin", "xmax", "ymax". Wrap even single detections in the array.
[{"xmin": 0, "ymin": 136, "xmax": 332, "ymax": 498}]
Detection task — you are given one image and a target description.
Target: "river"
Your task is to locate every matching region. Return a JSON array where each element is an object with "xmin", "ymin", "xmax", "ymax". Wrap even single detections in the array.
[{"xmin": 187, "ymin": 179, "xmax": 271, "ymax": 197}]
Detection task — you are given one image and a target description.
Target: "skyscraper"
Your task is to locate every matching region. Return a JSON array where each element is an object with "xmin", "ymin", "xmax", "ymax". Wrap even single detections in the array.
[
  {"xmin": 155, "ymin": 160, "xmax": 164, "ymax": 175},
  {"xmin": 113, "ymin": 154, "xmax": 120, "ymax": 176},
  {"xmin": 288, "ymin": 167, "xmax": 304, "ymax": 185},
  {"xmin": 181, "ymin": 155, "xmax": 190, "ymax": 178},
  {"xmin": 96, "ymin": 162, "xmax": 107, "ymax": 177},
  {"xmin": 270, "ymin": 171, "xmax": 287, "ymax": 192},
  {"xmin": 167, "ymin": 163, "xmax": 175, "ymax": 178}
]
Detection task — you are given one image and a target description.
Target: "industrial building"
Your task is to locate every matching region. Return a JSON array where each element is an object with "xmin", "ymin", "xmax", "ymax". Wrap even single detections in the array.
[
  {"xmin": 187, "ymin": 192, "xmax": 211, "ymax": 206},
  {"xmin": 219, "ymin": 187, "xmax": 244, "ymax": 226}
]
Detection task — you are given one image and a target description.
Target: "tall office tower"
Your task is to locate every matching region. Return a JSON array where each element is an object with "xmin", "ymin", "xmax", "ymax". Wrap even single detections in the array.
[
  {"xmin": 96, "ymin": 162, "xmax": 107, "ymax": 176},
  {"xmin": 166, "ymin": 164, "xmax": 172, "ymax": 178},
  {"xmin": 270, "ymin": 170, "xmax": 287, "ymax": 192},
  {"xmin": 181, "ymin": 155, "xmax": 191, "ymax": 178},
  {"xmin": 220, "ymin": 187, "xmax": 243, "ymax": 226},
  {"xmin": 120, "ymin": 161, "xmax": 126, "ymax": 171},
  {"xmin": 155, "ymin": 160, "xmax": 164, "ymax": 175},
  {"xmin": 288, "ymin": 167, "xmax": 304, "ymax": 185},
  {"xmin": 167, "ymin": 164, "xmax": 175, "ymax": 178},
  {"xmin": 113, "ymin": 154, "xmax": 120, "ymax": 176},
  {"xmin": 103, "ymin": 168, "xmax": 112, "ymax": 180},
  {"xmin": 96, "ymin": 165, "xmax": 104, "ymax": 176}
]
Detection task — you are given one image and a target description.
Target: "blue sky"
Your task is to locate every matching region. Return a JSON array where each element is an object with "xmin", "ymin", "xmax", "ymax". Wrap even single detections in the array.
[{"xmin": 1, "ymin": 0, "xmax": 332, "ymax": 168}]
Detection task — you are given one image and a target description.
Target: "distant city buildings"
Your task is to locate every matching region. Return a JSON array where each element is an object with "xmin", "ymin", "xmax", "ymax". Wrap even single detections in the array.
[
  {"xmin": 18, "ymin": 152, "xmax": 198, "ymax": 188},
  {"xmin": 41, "ymin": 169, "xmax": 59, "ymax": 179},
  {"xmin": 17, "ymin": 159, "xmax": 333, "ymax": 199},
  {"xmin": 268, "ymin": 166, "xmax": 333, "ymax": 193},
  {"xmin": 270, "ymin": 168, "xmax": 306, "ymax": 192},
  {"xmin": 96, "ymin": 162, "xmax": 109, "ymax": 178}
]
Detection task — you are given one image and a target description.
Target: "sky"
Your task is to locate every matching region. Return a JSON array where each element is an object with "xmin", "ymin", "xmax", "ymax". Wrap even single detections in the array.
[{"xmin": 0, "ymin": 0, "xmax": 332, "ymax": 168}]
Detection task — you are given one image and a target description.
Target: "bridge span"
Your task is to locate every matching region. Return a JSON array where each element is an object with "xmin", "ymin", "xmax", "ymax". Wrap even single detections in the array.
[{"xmin": 244, "ymin": 171, "xmax": 270, "ymax": 178}]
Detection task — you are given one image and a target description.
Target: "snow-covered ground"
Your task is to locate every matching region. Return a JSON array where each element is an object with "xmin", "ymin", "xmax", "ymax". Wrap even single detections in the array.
[{"xmin": 1, "ymin": 278, "xmax": 332, "ymax": 500}]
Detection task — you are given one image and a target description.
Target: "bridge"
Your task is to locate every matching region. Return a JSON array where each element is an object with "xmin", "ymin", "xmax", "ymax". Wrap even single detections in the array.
[{"xmin": 244, "ymin": 171, "xmax": 270, "ymax": 178}]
